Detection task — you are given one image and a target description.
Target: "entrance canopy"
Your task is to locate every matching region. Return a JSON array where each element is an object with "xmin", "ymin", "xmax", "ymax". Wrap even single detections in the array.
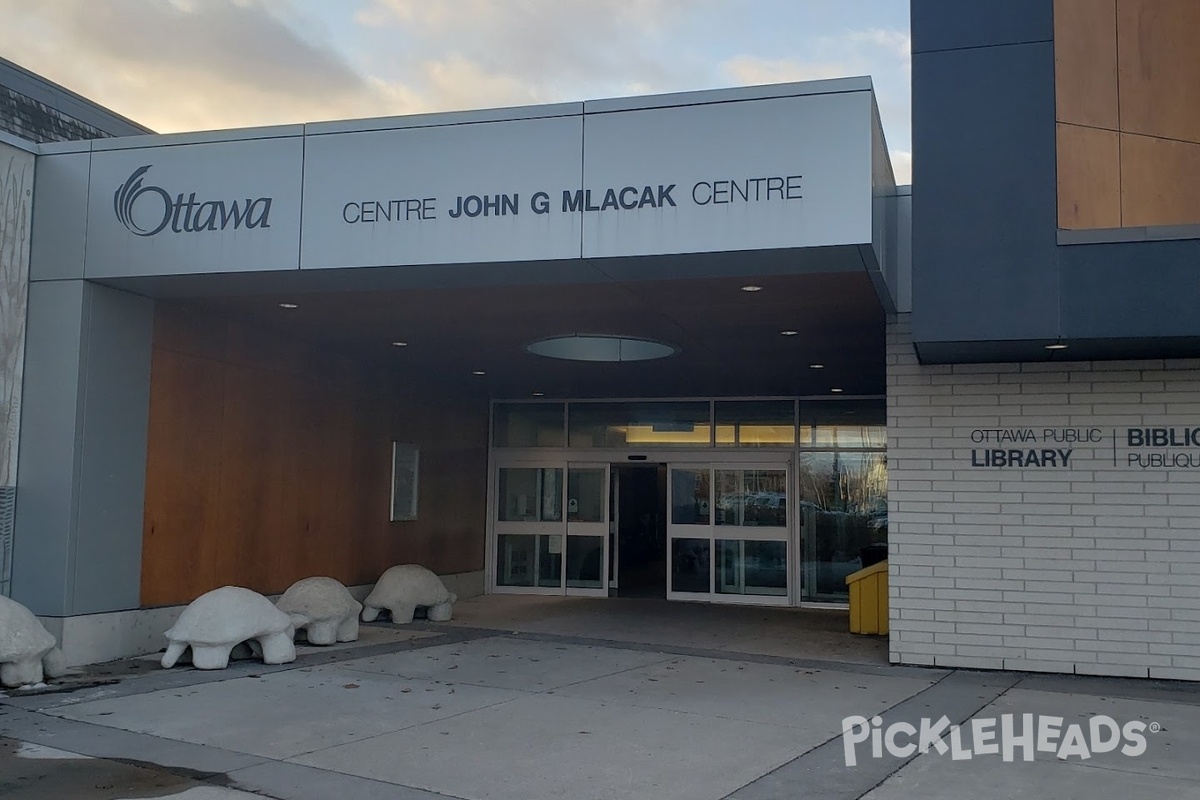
[{"xmin": 31, "ymin": 78, "xmax": 905, "ymax": 399}]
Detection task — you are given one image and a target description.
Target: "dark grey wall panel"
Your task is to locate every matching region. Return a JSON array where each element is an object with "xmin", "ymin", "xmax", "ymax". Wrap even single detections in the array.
[
  {"xmin": 911, "ymin": 40, "xmax": 1059, "ymax": 344},
  {"xmin": 72, "ymin": 284, "xmax": 153, "ymax": 613},
  {"xmin": 911, "ymin": 0, "xmax": 1052, "ymax": 54},
  {"xmin": 29, "ymin": 152, "xmax": 89, "ymax": 281},
  {"xmin": 11, "ymin": 280, "xmax": 84, "ymax": 616},
  {"xmin": 1060, "ymin": 240, "xmax": 1200, "ymax": 338}
]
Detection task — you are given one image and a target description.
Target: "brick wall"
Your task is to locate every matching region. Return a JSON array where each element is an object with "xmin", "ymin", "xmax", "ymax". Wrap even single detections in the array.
[{"xmin": 887, "ymin": 313, "xmax": 1200, "ymax": 680}]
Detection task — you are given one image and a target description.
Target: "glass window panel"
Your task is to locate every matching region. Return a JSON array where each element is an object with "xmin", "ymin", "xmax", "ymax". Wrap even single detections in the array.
[
  {"xmin": 717, "ymin": 540, "xmax": 787, "ymax": 596},
  {"xmin": 496, "ymin": 533, "xmax": 564, "ymax": 588},
  {"xmin": 715, "ymin": 469, "xmax": 787, "ymax": 527},
  {"xmin": 539, "ymin": 534, "xmax": 563, "ymax": 588},
  {"xmin": 566, "ymin": 536, "xmax": 604, "ymax": 589},
  {"xmin": 799, "ymin": 399, "xmax": 886, "ymax": 448},
  {"xmin": 567, "ymin": 468, "xmax": 604, "ymax": 522},
  {"xmin": 496, "ymin": 534, "xmax": 536, "ymax": 587},
  {"xmin": 715, "ymin": 400, "xmax": 796, "ymax": 447},
  {"xmin": 670, "ymin": 537, "xmax": 710, "ymax": 593},
  {"xmin": 492, "ymin": 403, "xmax": 565, "ymax": 447},
  {"xmin": 797, "ymin": 452, "xmax": 888, "ymax": 602},
  {"xmin": 498, "ymin": 468, "xmax": 562, "ymax": 522},
  {"xmin": 671, "ymin": 468, "xmax": 711, "ymax": 524},
  {"xmin": 568, "ymin": 401, "xmax": 711, "ymax": 448}
]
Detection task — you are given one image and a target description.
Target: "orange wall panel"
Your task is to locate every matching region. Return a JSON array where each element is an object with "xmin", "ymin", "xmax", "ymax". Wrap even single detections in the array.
[
  {"xmin": 1117, "ymin": 0, "xmax": 1200, "ymax": 145},
  {"xmin": 1055, "ymin": 0, "xmax": 1119, "ymax": 130},
  {"xmin": 140, "ymin": 304, "xmax": 489, "ymax": 607},
  {"xmin": 1120, "ymin": 133, "xmax": 1200, "ymax": 227},
  {"xmin": 1057, "ymin": 123, "xmax": 1122, "ymax": 229}
]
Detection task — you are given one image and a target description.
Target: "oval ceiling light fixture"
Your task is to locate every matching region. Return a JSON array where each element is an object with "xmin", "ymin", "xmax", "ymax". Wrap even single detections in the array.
[
  {"xmin": 780, "ymin": 330, "xmax": 798, "ymax": 336},
  {"xmin": 391, "ymin": 341, "xmax": 408, "ymax": 347},
  {"xmin": 1044, "ymin": 342, "xmax": 1068, "ymax": 351},
  {"xmin": 278, "ymin": 302, "xmax": 299, "ymax": 309},
  {"xmin": 740, "ymin": 285, "xmax": 763, "ymax": 292},
  {"xmin": 809, "ymin": 363, "xmax": 825, "ymax": 369},
  {"xmin": 472, "ymin": 370, "xmax": 486, "ymax": 376},
  {"xmin": 527, "ymin": 335, "xmax": 678, "ymax": 363},
  {"xmin": 830, "ymin": 387, "xmax": 844, "ymax": 393}
]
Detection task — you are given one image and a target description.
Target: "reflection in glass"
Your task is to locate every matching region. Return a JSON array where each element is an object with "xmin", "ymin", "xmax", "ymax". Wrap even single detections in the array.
[
  {"xmin": 715, "ymin": 400, "xmax": 796, "ymax": 447},
  {"xmin": 671, "ymin": 469, "xmax": 710, "ymax": 524},
  {"xmin": 799, "ymin": 399, "xmax": 886, "ymax": 448},
  {"xmin": 566, "ymin": 536, "xmax": 604, "ymax": 589},
  {"xmin": 671, "ymin": 537, "xmax": 710, "ymax": 593},
  {"xmin": 568, "ymin": 401, "xmax": 711, "ymax": 447},
  {"xmin": 492, "ymin": 403, "xmax": 565, "ymax": 447},
  {"xmin": 715, "ymin": 469, "xmax": 787, "ymax": 527},
  {"xmin": 498, "ymin": 468, "xmax": 563, "ymax": 522},
  {"xmin": 717, "ymin": 540, "xmax": 787, "ymax": 596},
  {"xmin": 797, "ymin": 452, "xmax": 887, "ymax": 602},
  {"xmin": 496, "ymin": 533, "xmax": 564, "ymax": 588},
  {"xmin": 567, "ymin": 469, "xmax": 604, "ymax": 522}
]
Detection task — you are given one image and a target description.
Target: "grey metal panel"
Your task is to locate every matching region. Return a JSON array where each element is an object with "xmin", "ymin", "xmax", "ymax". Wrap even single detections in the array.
[
  {"xmin": 90, "ymin": 124, "xmax": 305, "ymax": 151},
  {"xmin": 892, "ymin": 191, "xmax": 912, "ymax": 314},
  {"xmin": 300, "ymin": 115, "xmax": 585, "ymax": 269},
  {"xmin": 29, "ymin": 152, "xmax": 89, "ymax": 281},
  {"xmin": 0, "ymin": 130, "xmax": 36, "ymax": 153},
  {"xmin": 911, "ymin": 0, "xmax": 1053, "ymax": 54},
  {"xmin": 38, "ymin": 140, "xmax": 93, "ymax": 155},
  {"xmin": 305, "ymin": 103, "xmax": 584, "ymax": 136},
  {"xmin": 583, "ymin": 77, "xmax": 874, "ymax": 114},
  {"xmin": 71, "ymin": 283, "xmax": 153, "ymax": 613},
  {"xmin": 581, "ymin": 92, "xmax": 873, "ymax": 259},
  {"xmin": 84, "ymin": 136, "xmax": 304, "ymax": 278},
  {"xmin": 911, "ymin": 41, "xmax": 1060, "ymax": 344},
  {"xmin": 11, "ymin": 280, "xmax": 84, "ymax": 616},
  {"xmin": 1060, "ymin": 239, "xmax": 1200, "ymax": 339}
]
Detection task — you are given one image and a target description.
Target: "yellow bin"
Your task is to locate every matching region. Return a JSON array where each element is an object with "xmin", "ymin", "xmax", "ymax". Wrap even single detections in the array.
[{"xmin": 845, "ymin": 560, "xmax": 889, "ymax": 635}]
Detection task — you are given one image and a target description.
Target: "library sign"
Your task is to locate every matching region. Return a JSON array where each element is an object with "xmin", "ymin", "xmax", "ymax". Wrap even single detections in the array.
[{"xmin": 965, "ymin": 427, "xmax": 1200, "ymax": 471}]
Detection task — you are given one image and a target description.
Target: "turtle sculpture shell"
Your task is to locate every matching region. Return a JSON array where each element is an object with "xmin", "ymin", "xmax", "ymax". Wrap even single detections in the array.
[
  {"xmin": 0, "ymin": 595, "xmax": 56, "ymax": 663},
  {"xmin": 166, "ymin": 586, "xmax": 293, "ymax": 645}
]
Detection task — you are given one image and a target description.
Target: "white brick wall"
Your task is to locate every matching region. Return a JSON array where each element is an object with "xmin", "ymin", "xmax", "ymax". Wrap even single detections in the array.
[{"xmin": 888, "ymin": 313, "xmax": 1200, "ymax": 681}]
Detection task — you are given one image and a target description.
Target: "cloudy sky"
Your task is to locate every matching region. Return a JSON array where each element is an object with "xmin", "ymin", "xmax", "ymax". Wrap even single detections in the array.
[{"xmin": 0, "ymin": 0, "xmax": 912, "ymax": 181}]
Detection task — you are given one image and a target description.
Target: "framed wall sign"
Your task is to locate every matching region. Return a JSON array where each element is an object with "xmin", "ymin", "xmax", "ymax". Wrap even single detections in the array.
[{"xmin": 390, "ymin": 443, "xmax": 420, "ymax": 521}]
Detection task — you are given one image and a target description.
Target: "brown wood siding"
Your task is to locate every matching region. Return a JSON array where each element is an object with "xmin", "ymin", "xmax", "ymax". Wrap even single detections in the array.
[
  {"xmin": 140, "ymin": 303, "xmax": 488, "ymax": 607},
  {"xmin": 1055, "ymin": 0, "xmax": 1200, "ymax": 229}
]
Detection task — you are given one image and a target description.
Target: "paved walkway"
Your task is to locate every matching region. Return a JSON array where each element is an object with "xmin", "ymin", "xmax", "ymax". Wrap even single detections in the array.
[{"xmin": 2, "ymin": 597, "xmax": 1199, "ymax": 799}]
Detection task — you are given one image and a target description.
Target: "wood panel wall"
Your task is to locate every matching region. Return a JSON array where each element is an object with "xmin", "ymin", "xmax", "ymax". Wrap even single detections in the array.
[
  {"xmin": 1056, "ymin": 0, "xmax": 1200, "ymax": 229},
  {"xmin": 140, "ymin": 303, "xmax": 489, "ymax": 607}
]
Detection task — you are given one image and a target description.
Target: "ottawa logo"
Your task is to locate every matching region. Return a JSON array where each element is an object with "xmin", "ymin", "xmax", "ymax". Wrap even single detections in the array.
[{"xmin": 113, "ymin": 165, "xmax": 272, "ymax": 236}]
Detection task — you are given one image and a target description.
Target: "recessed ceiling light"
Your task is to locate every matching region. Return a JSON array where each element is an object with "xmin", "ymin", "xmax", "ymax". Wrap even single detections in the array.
[
  {"xmin": 809, "ymin": 363, "xmax": 824, "ymax": 369},
  {"xmin": 472, "ymin": 370, "xmax": 486, "ymax": 376},
  {"xmin": 278, "ymin": 302, "xmax": 298, "ymax": 309},
  {"xmin": 391, "ymin": 341, "xmax": 408, "ymax": 347},
  {"xmin": 532, "ymin": 391, "xmax": 545, "ymax": 397},
  {"xmin": 831, "ymin": 388, "xmax": 844, "ymax": 393},
  {"xmin": 780, "ymin": 330, "xmax": 798, "ymax": 336},
  {"xmin": 1044, "ymin": 342, "xmax": 1068, "ymax": 351},
  {"xmin": 741, "ymin": 285, "xmax": 763, "ymax": 292}
]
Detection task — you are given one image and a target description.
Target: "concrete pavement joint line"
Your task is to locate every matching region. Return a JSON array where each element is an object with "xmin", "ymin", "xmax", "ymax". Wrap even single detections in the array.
[
  {"xmin": 0, "ymin": 629, "xmax": 500, "ymax": 712},
  {"xmin": 721, "ymin": 670, "xmax": 1022, "ymax": 800},
  {"xmin": 228, "ymin": 759, "xmax": 477, "ymax": 800},
  {"xmin": 419, "ymin": 623, "xmax": 943, "ymax": 679},
  {"xmin": 0, "ymin": 703, "xmax": 271, "ymax": 777},
  {"xmin": 1008, "ymin": 672, "xmax": 1200, "ymax": 707}
]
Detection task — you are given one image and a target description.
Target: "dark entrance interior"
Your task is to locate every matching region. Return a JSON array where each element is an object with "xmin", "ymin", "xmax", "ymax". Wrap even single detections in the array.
[{"xmin": 612, "ymin": 464, "xmax": 667, "ymax": 598}]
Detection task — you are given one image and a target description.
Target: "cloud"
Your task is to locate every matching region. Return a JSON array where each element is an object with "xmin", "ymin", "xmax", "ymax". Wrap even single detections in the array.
[
  {"xmin": 891, "ymin": 149, "xmax": 912, "ymax": 184},
  {"xmin": 721, "ymin": 56, "xmax": 850, "ymax": 87},
  {"xmin": 0, "ymin": 0, "xmax": 400, "ymax": 131}
]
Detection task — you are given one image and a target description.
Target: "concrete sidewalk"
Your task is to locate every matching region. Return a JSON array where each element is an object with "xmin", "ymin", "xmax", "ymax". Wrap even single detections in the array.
[{"xmin": 2, "ymin": 599, "xmax": 1198, "ymax": 800}]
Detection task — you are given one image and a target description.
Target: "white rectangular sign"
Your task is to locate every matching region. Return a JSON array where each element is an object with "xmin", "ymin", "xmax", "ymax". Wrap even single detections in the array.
[
  {"xmin": 84, "ymin": 137, "xmax": 304, "ymax": 278},
  {"xmin": 300, "ymin": 115, "xmax": 584, "ymax": 269}
]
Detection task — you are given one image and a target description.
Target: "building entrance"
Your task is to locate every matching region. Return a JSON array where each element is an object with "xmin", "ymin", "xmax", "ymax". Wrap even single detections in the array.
[{"xmin": 611, "ymin": 465, "xmax": 667, "ymax": 598}]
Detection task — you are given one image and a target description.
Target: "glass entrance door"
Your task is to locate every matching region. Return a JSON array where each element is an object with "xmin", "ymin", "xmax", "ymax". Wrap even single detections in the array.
[
  {"xmin": 666, "ymin": 463, "xmax": 790, "ymax": 605},
  {"xmin": 492, "ymin": 461, "xmax": 609, "ymax": 596}
]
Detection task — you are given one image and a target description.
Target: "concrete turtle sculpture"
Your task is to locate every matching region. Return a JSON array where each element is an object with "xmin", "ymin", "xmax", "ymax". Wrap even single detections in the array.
[
  {"xmin": 362, "ymin": 565, "xmax": 457, "ymax": 624},
  {"xmin": 162, "ymin": 586, "xmax": 296, "ymax": 670},
  {"xmin": 276, "ymin": 577, "xmax": 362, "ymax": 645},
  {"xmin": 0, "ymin": 595, "xmax": 65, "ymax": 688}
]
